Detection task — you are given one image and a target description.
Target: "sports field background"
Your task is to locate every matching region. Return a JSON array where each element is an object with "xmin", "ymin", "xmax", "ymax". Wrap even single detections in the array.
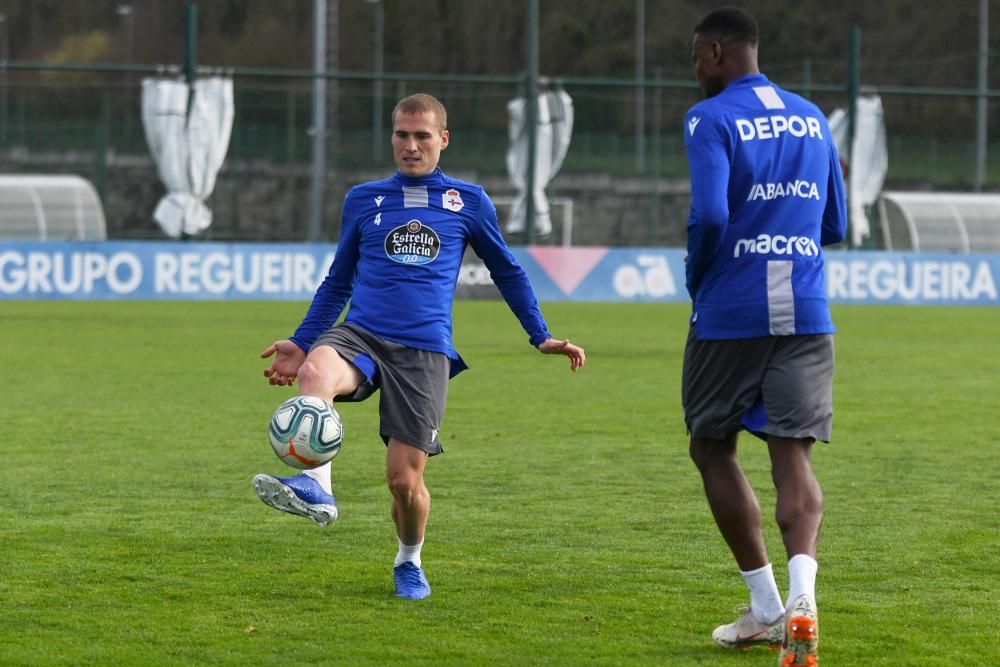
[{"xmin": 1, "ymin": 300, "xmax": 997, "ymax": 665}]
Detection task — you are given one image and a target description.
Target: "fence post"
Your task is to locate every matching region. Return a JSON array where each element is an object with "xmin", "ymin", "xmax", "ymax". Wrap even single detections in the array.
[
  {"xmin": 184, "ymin": 2, "xmax": 197, "ymax": 114},
  {"xmin": 286, "ymin": 84, "xmax": 298, "ymax": 231},
  {"xmin": 230, "ymin": 88, "xmax": 242, "ymax": 238},
  {"xmin": 95, "ymin": 91, "xmax": 110, "ymax": 203},
  {"xmin": 524, "ymin": 0, "xmax": 539, "ymax": 245},
  {"xmin": 309, "ymin": 0, "xmax": 327, "ymax": 243},
  {"xmin": 974, "ymin": 0, "xmax": 988, "ymax": 191},
  {"xmin": 635, "ymin": 0, "xmax": 645, "ymax": 174},
  {"xmin": 847, "ymin": 25, "xmax": 860, "ymax": 248},
  {"xmin": 652, "ymin": 66, "xmax": 662, "ymax": 227},
  {"xmin": 0, "ymin": 14, "xmax": 8, "ymax": 148}
]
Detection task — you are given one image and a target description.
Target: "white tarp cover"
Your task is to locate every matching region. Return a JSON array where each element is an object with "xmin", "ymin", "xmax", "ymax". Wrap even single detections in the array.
[
  {"xmin": 142, "ymin": 77, "xmax": 234, "ymax": 238},
  {"xmin": 828, "ymin": 95, "xmax": 888, "ymax": 247},
  {"xmin": 505, "ymin": 89, "xmax": 574, "ymax": 238}
]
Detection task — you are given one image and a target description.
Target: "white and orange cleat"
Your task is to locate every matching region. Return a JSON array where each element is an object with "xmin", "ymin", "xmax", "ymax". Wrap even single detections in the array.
[
  {"xmin": 712, "ymin": 605, "xmax": 783, "ymax": 650},
  {"xmin": 778, "ymin": 595, "xmax": 819, "ymax": 666}
]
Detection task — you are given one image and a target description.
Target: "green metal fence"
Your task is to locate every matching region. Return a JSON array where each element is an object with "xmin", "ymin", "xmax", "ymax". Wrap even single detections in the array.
[{"xmin": 0, "ymin": 57, "xmax": 998, "ymax": 243}]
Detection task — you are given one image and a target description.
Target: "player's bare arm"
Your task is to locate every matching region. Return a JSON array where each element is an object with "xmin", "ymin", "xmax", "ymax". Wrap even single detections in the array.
[
  {"xmin": 261, "ymin": 339, "xmax": 306, "ymax": 386},
  {"xmin": 538, "ymin": 338, "xmax": 586, "ymax": 372}
]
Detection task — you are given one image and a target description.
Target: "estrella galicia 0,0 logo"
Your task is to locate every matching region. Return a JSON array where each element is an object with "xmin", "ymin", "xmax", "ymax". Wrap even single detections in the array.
[{"xmin": 384, "ymin": 220, "xmax": 441, "ymax": 265}]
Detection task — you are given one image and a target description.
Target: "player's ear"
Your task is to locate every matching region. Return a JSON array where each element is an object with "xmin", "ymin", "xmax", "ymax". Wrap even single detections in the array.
[
  {"xmin": 440, "ymin": 129, "xmax": 450, "ymax": 150},
  {"xmin": 711, "ymin": 40, "xmax": 724, "ymax": 64}
]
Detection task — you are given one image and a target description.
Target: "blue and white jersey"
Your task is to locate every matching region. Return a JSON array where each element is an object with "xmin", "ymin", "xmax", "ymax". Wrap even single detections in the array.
[
  {"xmin": 684, "ymin": 73, "xmax": 847, "ymax": 340},
  {"xmin": 289, "ymin": 167, "xmax": 551, "ymax": 375}
]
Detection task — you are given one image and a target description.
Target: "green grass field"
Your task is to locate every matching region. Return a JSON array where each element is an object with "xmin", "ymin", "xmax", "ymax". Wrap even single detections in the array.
[{"xmin": 1, "ymin": 300, "xmax": 997, "ymax": 666}]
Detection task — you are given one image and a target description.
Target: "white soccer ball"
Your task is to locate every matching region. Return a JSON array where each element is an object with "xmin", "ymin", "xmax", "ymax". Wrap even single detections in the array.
[{"xmin": 268, "ymin": 396, "xmax": 343, "ymax": 470}]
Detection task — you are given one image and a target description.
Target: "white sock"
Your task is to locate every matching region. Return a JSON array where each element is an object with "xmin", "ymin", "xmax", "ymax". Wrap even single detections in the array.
[
  {"xmin": 740, "ymin": 563, "xmax": 785, "ymax": 625},
  {"xmin": 786, "ymin": 554, "xmax": 818, "ymax": 608},
  {"xmin": 303, "ymin": 462, "xmax": 332, "ymax": 496},
  {"xmin": 394, "ymin": 538, "xmax": 423, "ymax": 568}
]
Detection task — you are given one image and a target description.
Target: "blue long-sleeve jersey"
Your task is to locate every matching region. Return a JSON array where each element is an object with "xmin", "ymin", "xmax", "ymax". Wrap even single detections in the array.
[
  {"xmin": 684, "ymin": 73, "xmax": 848, "ymax": 340},
  {"xmin": 289, "ymin": 168, "xmax": 551, "ymax": 375}
]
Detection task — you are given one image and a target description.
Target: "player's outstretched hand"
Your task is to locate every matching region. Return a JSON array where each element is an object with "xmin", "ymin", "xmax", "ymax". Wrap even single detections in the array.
[
  {"xmin": 538, "ymin": 338, "xmax": 586, "ymax": 372},
  {"xmin": 261, "ymin": 339, "xmax": 306, "ymax": 386}
]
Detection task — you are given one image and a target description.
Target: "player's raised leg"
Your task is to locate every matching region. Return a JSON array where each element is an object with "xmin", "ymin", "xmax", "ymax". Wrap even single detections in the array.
[
  {"xmin": 254, "ymin": 346, "xmax": 363, "ymax": 526},
  {"xmin": 387, "ymin": 439, "xmax": 431, "ymax": 600},
  {"xmin": 252, "ymin": 470, "xmax": 339, "ymax": 526}
]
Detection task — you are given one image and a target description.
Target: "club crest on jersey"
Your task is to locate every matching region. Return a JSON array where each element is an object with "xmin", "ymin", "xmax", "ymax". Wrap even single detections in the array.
[
  {"xmin": 442, "ymin": 188, "xmax": 464, "ymax": 212},
  {"xmin": 385, "ymin": 220, "xmax": 441, "ymax": 265}
]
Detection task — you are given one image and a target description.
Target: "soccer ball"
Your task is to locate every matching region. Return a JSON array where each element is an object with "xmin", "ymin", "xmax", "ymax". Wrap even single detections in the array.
[{"xmin": 268, "ymin": 396, "xmax": 343, "ymax": 470}]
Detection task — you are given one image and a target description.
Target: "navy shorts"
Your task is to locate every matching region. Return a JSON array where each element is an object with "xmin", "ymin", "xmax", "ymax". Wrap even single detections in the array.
[
  {"xmin": 682, "ymin": 327, "xmax": 834, "ymax": 442},
  {"xmin": 311, "ymin": 323, "xmax": 450, "ymax": 455}
]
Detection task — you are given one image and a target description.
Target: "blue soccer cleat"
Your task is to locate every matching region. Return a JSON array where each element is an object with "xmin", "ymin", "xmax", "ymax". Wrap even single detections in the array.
[
  {"xmin": 393, "ymin": 561, "xmax": 431, "ymax": 600},
  {"xmin": 252, "ymin": 473, "xmax": 338, "ymax": 526}
]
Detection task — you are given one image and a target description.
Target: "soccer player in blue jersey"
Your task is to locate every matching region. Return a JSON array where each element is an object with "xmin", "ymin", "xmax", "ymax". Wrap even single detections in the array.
[
  {"xmin": 253, "ymin": 93, "xmax": 586, "ymax": 601},
  {"xmin": 682, "ymin": 7, "xmax": 846, "ymax": 665}
]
